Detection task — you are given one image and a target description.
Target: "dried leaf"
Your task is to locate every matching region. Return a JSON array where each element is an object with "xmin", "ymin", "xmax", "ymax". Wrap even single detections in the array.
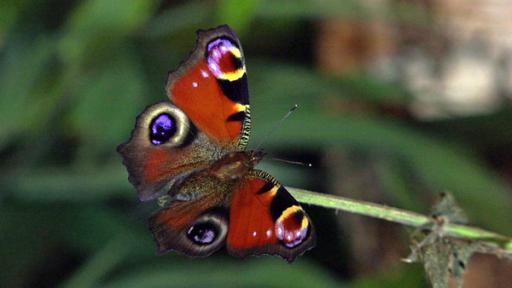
[
  {"xmin": 406, "ymin": 193, "xmax": 477, "ymax": 288},
  {"xmin": 431, "ymin": 192, "xmax": 468, "ymax": 225}
]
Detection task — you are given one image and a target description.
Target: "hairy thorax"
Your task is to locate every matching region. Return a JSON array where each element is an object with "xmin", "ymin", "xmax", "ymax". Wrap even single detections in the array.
[
  {"xmin": 208, "ymin": 150, "xmax": 263, "ymax": 181},
  {"xmin": 169, "ymin": 150, "xmax": 264, "ymax": 203}
]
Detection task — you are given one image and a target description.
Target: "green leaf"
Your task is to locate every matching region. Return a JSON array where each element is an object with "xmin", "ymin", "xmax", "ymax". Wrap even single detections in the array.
[
  {"xmin": 378, "ymin": 157, "xmax": 425, "ymax": 212},
  {"xmin": 0, "ymin": 36, "xmax": 56, "ymax": 148},
  {"xmin": 145, "ymin": 1, "xmax": 214, "ymax": 39},
  {"xmin": 254, "ymin": 0, "xmax": 431, "ymax": 26},
  {"xmin": 3, "ymin": 164, "xmax": 131, "ymax": 202},
  {"xmin": 352, "ymin": 264, "xmax": 426, "ymax": 288},
  {"xmin": 216, "ymin": 0, "xmax": 260, "ymax": 35},
  {"xmin": 58, "ymin": 0, "xmax": 157, "ymax": 66},
  {"xmin": 0, "ymin": 0, "xmax": 31, "ymax": 36},
  {"xmin": 102, "ymin": 258, "xmax": 342, "ymax": 288},
  {"xmin": 69, "ymin": 45, "xmax": 146, "ymax": 158},
  {"xmin": 255, "ymin": 0, "xmax": 365, "ymax": 20}
]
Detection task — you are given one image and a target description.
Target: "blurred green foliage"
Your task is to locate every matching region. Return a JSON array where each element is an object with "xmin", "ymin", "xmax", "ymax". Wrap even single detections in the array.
[{"xmin": 1, "ymin": 0, "xmax": 511, "ymax": 287}]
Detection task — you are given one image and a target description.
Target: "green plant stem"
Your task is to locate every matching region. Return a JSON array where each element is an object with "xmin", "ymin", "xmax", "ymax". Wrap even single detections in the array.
[{"xmin": 288, "ymin": 187, "xmax": 512, "ymax": 252}]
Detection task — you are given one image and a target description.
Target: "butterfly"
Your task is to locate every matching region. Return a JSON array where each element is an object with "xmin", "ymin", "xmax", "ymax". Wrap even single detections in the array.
[{"xmin": 117, "ymin": 25, "xmax": 315, "ymax": 262}]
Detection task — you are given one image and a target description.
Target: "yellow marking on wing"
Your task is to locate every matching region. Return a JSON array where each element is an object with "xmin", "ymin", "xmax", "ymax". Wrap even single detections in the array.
[
  {"xmin": 221, "ymin": 67, "xmax": 246, "ymax": 81},
  {"xmin": 230, "ymin": 47, "xmax": 242, "ymax": 58},
  {"xmin": 269, "ymin": 185, "xmax": 279, "ymax": 197},
  {"xmin": 217, "ymin": 47, "xmax": 245, "ymax": 81},
  {"xmin": 233, "ymin": 103, "xmax": 249, "ymax": 113},
  {"xmin": 276, "ymin": 205, "xmax": 310, "ymax": 230},
  {"xmin": 300, "ymin": 215, "xmax": 309, "ymax": 230}
]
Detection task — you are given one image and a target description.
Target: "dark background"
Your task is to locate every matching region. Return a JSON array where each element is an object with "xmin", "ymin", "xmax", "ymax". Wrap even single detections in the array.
[{"xmin": 1, "ymin": 0, "xmax": 512, "ymax": 287}]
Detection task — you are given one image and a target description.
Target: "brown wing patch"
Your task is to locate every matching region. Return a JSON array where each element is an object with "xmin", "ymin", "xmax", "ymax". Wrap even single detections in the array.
[
  {"xmin": 149, "ymin": 193, "xmax": 228, "ymax": 257},
  {"xmin": 148, "ymin": 168, "xmax": 235, "ymax": 257},
  {"xmin": 117, "ymin": 102, "xmax": 220, "ymax": 201}
]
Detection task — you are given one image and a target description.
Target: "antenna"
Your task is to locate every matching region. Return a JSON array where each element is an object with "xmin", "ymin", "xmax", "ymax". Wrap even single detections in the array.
[
  {"xmin": 271, "ymin": 157, "xmax": 312, "ymax": 167},
  {"xmin": 255, "ymin": 104, "xmax": 299, "ymax": 151}
]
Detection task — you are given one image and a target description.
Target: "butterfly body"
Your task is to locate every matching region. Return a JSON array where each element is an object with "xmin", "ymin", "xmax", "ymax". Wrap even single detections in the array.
[
  {"xmin": 118, "ymin": 25, "xmax": 315, "ymax": 262},
  {"xmin": 161, "ymin": 150, "xmax": 262, "ymax": 204}
]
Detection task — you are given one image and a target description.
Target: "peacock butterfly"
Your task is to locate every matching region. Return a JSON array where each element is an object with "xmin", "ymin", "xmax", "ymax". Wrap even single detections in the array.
[{"xmin": 117, "ymin": 25, "xmax": 315, "ymax": 262}]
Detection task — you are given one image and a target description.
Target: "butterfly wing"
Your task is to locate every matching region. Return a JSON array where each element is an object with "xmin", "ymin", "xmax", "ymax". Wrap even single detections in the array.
[
  {"xmin": 166, "ymin": 25, "xmax": 251, "ymax": 150},
  {"xmin": 227, "ymin": 170, "xmax": 316, "ymax": 262},
  {"xmin": 117, "ymin": 102, "xmax": 221, "ymax": 201},
  {"xmin": 119, "ymin": 25, "xmax": 251, "ymax": 201},
  {"xmin": 149, "ymin": 173, "xmax": 232, "ymax": 257}
]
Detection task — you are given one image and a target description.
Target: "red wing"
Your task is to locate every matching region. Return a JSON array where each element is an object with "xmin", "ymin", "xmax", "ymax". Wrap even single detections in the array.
[
  {"xmin": 117, "ymin": 102, "xmax": 219, "ymax": 201},
  {"xmin": 149, "ymin": 192, "xmax": 229, "ymax": 257},
  {"xmin": 119, "ymin": 26, "xmax": 250, "ymax": 201},
  {"xmin": 227, "ymin": 171, "xmax": 315, "ymax": 262},
  {"xmin": 166, "ymin": 25, "xmax": 250, "ymax": 149}
]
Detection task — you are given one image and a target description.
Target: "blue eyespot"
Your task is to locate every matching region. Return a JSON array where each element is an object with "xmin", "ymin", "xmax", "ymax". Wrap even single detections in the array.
[
  {"xmin": 187, "ymin": 222, "xmax": 217, "ymax": 245},
  {"xmin": 149, "ymin": 113, "xmax": 176, "ymax": 145}
]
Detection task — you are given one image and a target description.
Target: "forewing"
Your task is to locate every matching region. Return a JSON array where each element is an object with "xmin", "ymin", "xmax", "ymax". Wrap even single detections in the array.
[
  {"xmin": 166, "ymin": 25, "xmax": 251, "ymax": 149},
  {"xmin": 117, "ymin": 102, "xmax": 220, "ymax": 201}
]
